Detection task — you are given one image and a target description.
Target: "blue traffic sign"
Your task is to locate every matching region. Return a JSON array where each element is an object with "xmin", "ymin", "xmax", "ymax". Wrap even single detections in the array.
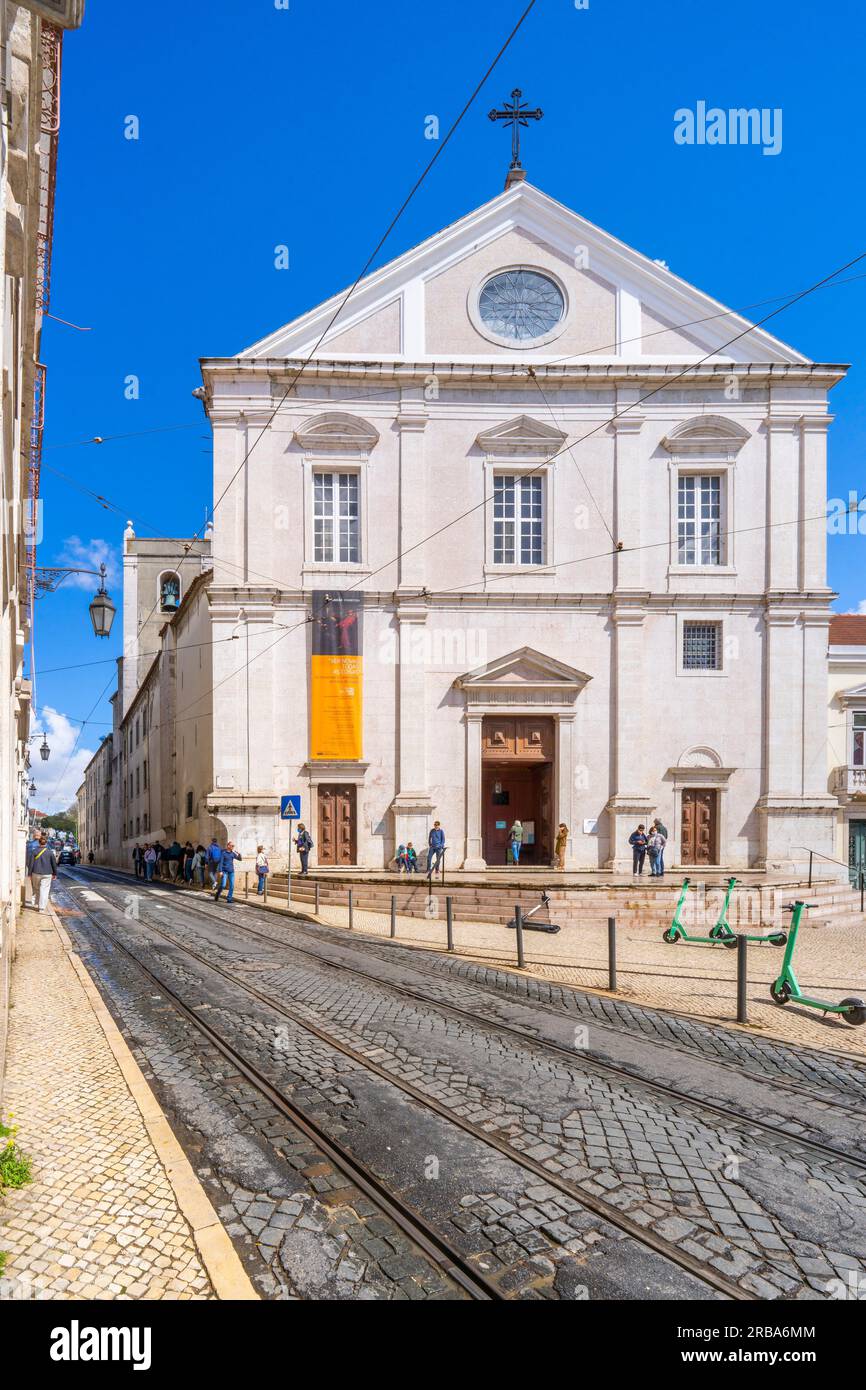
[{"xmin": 280, "ymin": 795, "xmax": 301, "ymax": 820}]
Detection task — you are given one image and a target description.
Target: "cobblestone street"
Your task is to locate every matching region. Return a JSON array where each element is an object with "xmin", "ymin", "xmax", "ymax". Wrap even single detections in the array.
[
  {"xmin": 0, "ymin": 904, "xmax": 254, "ymax": 1301},
  {"xmin": 44, "ymin": 867, "xmax": 866, "ymax": 1301}
]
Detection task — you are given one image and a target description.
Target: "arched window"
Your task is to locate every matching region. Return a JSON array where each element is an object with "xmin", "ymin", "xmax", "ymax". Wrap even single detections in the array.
[{"xmin": 158, "ymin": 571, "xmax": 181, "ymax": 613}]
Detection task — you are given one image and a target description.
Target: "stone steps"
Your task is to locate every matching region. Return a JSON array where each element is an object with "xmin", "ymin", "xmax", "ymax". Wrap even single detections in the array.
[{"xmin": 265, "ymin": 873, "xmax": 863, "ymax": 930}]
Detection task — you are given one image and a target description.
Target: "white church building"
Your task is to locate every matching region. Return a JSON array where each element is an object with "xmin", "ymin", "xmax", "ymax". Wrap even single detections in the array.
[{"xmin": 197, "ymin": 179, "xmax": 844, "ymax": 874}]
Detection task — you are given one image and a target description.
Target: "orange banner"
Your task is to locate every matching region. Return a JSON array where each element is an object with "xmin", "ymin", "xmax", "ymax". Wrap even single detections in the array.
[{"xmin": 310, "ymin": 593, "xmax": 363, "ymax": 761}]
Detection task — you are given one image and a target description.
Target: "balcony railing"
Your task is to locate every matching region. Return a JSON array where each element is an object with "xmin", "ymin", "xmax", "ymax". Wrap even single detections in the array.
[{"xmin": 834, "ymin": 765, "xmax": 866, "ymax": 796}]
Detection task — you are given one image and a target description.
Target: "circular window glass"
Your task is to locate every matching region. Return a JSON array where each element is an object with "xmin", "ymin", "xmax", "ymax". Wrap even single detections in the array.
[{"xmin": 477, "ymin": 268, "xmax": 565, "ymax": 343}]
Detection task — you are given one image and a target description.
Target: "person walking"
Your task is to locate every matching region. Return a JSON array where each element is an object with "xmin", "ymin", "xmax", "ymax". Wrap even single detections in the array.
[
  {"xmin": 647, "ymin": 824, "xmax": 667, "ymax": 877},
  {"xmin": 27, "ymin": 834, "xmax": 58, "ymax": 912},
  {"xmin": 427, "ymin": 821, "xmax": 445, "ymax": 876},
  {"xmin": 132, "ymin": 843, "xmax": 144, "ymax": 879},
  {"xmin": 294, "ymin": 824, "xmax": 313, "ymax": 877},
  {"xmin": 214, "ymin": 842, "xmax": 242, "ymax": 903},
  {"xmin": 166, "ymin": 839, "xmax": 183, "ymax": 882},
  {"xmin": 144, "ymin": 845, "xmax": 156, "ymax": 881},
  {"xmin": 651, "ymin": 817, "xmax": 668, "ymax": 876},
  {"xmin": 182, "ymin": 841, "xmax": 194, "ymax": 883},
  {"xmin": 255, "ymin": 845, "xmax": 269, "ymax": 895},
  {"xmin": 554, "ymin": 823, "xmax": 569, "ymax": 871},
  {"xmin": 509, "ymin": 820, "xmax": 524, "ymax": 865},
  {"xmin": 629, "ymin": 824, "xmax": 649, "ymax": 875},
  {"xmin": 206, "ymin": 836, "xmax": 222, "ymax": 889},
  {"xmin": 189, "ymin": 844, "xmax": 204, "ymax": 887},
  {"xmin": 87, "ymin": 851, "xmax": 95, "ymax": 865}
]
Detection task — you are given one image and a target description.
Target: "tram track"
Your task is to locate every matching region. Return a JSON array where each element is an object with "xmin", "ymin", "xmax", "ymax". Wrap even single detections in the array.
[
  {"xmin": 69, "ymin": 866, "xmax": 866, "ymax": 1171},
  {"xmin": 62, "ymin": 874, "xmax": 771, "ymax": 1301}
]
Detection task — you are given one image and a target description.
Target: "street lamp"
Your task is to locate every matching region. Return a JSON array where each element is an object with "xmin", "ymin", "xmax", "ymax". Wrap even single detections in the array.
[
  {"xmin": 88, "ymin": 564, "xmax": 116, "ymax": 639},
  {"xmin": 39, "ymin": 733, "xmax": 50, "ymax": 761},
  {"xmin": 29, "ymin": 780, "xmax": 36, "ymax": 794},
  {"xmin": 34, "ymin": 561, "xmax": 117, "ymax": 639}
]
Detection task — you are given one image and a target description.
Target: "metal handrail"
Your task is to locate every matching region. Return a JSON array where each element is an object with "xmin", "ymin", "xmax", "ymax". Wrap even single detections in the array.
[{"xmin": 792, "ymin": 845, "xmax": 852, "ymax": 888}]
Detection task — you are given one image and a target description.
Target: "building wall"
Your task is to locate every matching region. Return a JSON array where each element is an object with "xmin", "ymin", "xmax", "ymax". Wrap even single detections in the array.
[{"xmin": 828, "ymin": 638, "xmax": 866, "ymax": 878}]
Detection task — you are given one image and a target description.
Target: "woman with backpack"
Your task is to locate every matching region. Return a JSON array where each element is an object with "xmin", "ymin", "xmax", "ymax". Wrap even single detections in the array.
[
  {"xmin": 294, "ymin": 823, "xmax": 313, "ymax": 877},
  {"xmin": 255, "ymin": 844, "xmax": 269, "ymax": 895}
]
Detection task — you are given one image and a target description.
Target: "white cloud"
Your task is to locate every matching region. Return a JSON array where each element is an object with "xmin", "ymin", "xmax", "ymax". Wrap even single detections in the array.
[
  {"xmin": 30, "ymin": 706, "xmax": 98, "ymax": 813},
  {"xmin": 845, "ymin": 600, "xmax": 866, "ymax": 615},
  {"xmin": 53, "ymin": 536, "xmax": 121, "ymax": 592}
]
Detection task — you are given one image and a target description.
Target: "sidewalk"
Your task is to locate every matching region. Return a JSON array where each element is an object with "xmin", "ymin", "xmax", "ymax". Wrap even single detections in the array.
[{"xmin": 0, "ymin": 901, "xmax": 256, "ymax": 1301}]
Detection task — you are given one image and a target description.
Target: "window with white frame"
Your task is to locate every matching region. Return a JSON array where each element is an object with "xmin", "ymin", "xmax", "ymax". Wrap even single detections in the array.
[
  {"xmin": 313, "ymin": 472, "xmax": 360, "ymax": 564},
  {"xmin": 493, "ymin": 474, "xmax": 544, "ymax": 565},
  {"xmin": 677, "ymin": 474, "xmax": 722, "ymax": 565},
  {"xmin": 683, "ymin": 621, "xmax": 722, "ymax": 671},
  {"xmin": 854, "ymin": 712, "xmax": 866, "ymax": 767}
]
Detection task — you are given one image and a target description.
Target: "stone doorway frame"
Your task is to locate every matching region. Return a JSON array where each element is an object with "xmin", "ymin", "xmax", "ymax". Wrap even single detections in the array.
[{"xmin": 454, "ymin": 647, "xmax": 591, "ymax": 870}]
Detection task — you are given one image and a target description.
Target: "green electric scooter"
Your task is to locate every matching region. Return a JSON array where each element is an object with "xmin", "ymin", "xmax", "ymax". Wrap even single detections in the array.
[
  {"xmin": 770, "ymin": 901, "xmax": 866, "ymax": 1025},
  {"xmin": 663, "ymin": 876, "xmax": 787, "ymax": 949}
]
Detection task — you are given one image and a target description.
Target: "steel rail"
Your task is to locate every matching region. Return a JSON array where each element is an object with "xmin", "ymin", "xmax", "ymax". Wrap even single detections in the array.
[
  {"xmin": 64, "ymin": 877, "xmax": 751, "ymax": 1301},
  {"xmin": 75, "ymin": 867, "xmax": 866, "ymax": 1172},
  {"xmin": 59, "ymin": 888, "xmax": 500, "ymax": 1302}
]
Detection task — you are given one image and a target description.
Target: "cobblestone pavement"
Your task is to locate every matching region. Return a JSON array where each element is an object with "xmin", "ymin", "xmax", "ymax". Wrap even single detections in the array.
[
  {"xmin": 0, "ymin": 906, "xmax": 213, "ymax": 1301},
  {"xmin": 60, "ymin": 873, "xmax": 866, "ymax": 1300},
  {"xmin": 300, "ymin": 897, "xmax": 866, "ymax": 1056}
]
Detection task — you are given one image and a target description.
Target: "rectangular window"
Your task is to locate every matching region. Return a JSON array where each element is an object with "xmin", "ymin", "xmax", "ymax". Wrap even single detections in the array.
[
  {"xmin": 143, "ymin": 759, "xmax": 148, "ymax": 790},
  {"xmin": 186, "ymin": 790, "xmax": 193, "ymax": 818},
  {"xmin": 313, "ymin": 472, "xmax": 360, "ymax": 563},
  {"xmin": 493, "ymin": 474, "xmax": 544, "ymax": 565},
  {"xmin": 678, "ymin": 474, "xmax": 722, "ymax": 565},
  {"xmin": 683, "ymin": 621, "xmax": 721, "ymax": 671},
  {"xmin": 854, "ymin": 712, "xmax": 866, "ymax": 767},
  {"xmin": 135, "ymin": 766, "xmax": 140, "ymax": 796}
]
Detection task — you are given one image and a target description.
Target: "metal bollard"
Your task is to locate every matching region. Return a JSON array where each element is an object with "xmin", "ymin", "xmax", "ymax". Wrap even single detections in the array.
[
  {"xmin": 515, "ymin": 904, "xmax": 526, "ymax": 970},
  {"xmin": 607, "ymin": 916, "xmax": 617, "ymax": 993},
  {"xmin": 861, "ymin": 871, "xmax": 864, "ymax": 914},
  {"xmin": 390, "ymin": 894, "xmax": 396, "ymax": 938},
  {"xmin": 315, "ymin": 880, "xmax": 320, "ymax": 915},
  {"xmin": 263, "ymin": 872, "xmax": 268, "ymax": 904},
  {"xmin": 244, "ymin": 871, "xmax": 249, "ymax": 900},
  {"xmin": 736, "ymin": 934, "xmax": 748, "ymax": 1024},
  {"xmin": 348, "ymin": 888, "xmax": 354, "ymax": 930},
  {"xmin": 446, "ymin": 896, "xmax": 454, "ymax": 952}
]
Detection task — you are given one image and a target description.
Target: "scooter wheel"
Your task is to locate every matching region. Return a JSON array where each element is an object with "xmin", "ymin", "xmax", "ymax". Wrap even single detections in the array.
[
  {"xmin": 770, "ymin": 981, "xmax": 791, "ymax": 1006},
  {"xmin": 839, "ymin": 998, "xmax": 866, "ymax": 1027},
  {"xmin": 663, "ymin": 928, "xmax": 679, "ymax": 944},
  {"xmin": 708, "ymin": 924, "xmax": 722, "ymax": 939},
  {"xmin": 768, "ymin": 932, "xmax": 787, "ymax": 947},
  {"xmin": 721, "ymin": 935, "xmax": 739, "ymax": 950}
]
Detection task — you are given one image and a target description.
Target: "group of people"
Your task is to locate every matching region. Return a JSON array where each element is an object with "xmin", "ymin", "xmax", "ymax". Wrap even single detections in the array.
[
  {"xmin": 130, "ymin": 837, "xmax": 244, "ymax": 901},
  {"xmin": 628, "ymin": 818, "xmax": 668, "ymax": 876},
  {"xmin": 393, "ymin": 822, "xmax": 447, "ymax": 875}
]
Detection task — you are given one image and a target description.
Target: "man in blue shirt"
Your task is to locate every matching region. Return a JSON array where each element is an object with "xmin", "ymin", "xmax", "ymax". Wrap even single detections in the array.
[
  {"xmin": 428, "ymin": 821, "xmax": 446, "ymax": 876},
  {"xmin": 214, "ymin": 842, "xmax": 242, "ymax": 902}
]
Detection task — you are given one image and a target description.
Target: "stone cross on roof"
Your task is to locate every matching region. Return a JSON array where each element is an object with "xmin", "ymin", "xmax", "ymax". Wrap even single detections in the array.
[{"xmin": 488, "ymin": 88, "xmax": 543, "ymax": 189}]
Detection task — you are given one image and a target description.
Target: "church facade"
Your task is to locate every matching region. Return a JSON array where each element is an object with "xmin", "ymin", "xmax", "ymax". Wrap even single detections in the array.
[{"xmin": 198, "ymin": 181, "xmax": 844, "ymax": 874}]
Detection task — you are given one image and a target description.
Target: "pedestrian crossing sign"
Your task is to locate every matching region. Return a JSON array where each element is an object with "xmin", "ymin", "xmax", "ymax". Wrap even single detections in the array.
[{"xmin": 280, "ymin": 795, "xmax": 301, "ymax": 820}]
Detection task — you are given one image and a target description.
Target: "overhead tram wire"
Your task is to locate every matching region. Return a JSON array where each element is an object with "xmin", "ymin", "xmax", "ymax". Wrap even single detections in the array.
[
  {"xmin": 333, "ymin": 245, "xmax": 866, "ymax": 597},
  {"xmin": 37, "ymin": 268, "xmax": 866, "ymax": 461}
]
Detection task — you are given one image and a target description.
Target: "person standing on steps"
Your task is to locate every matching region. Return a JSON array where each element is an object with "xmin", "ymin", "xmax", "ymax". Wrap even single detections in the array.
[
  {"xmin": 651, "ymin": 817, "xmax": 668, "ymax": 876},
  {"xmin": 214, "ymin": 842, "xmax": 242, "ymax": 902},
  {"xmin": 509, "ymin": 820, "xmax": 524, "ymax": 865},
  {"xmin": 427, "ymin": 821, "xmax": 445, "ymax": 876},
  {"xmin": 554, "ymin": 823, "xmax": 569, "ymax": 871},
  {"xmin": 294, "ymin": 823, "xmax": 313, "ymax": 877},
  {"xmin": 27, "ymin": 834, "xmax": 58, "ymax": 912},
  {"xmin": 144, "ymin": 845, "xmax": 156, "ymax": 881},
  {"xmin": 629, "ymin": 824, "xmax": 649, "ymax": 875},
  {"xmin": 647, "ymin": 824, "xmax": 666, "ymax": 877}
]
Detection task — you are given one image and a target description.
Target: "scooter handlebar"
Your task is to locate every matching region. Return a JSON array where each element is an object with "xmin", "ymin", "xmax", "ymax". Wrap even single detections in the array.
[{"xmin": 781, "ymin": 901, "xmax": 814, "ymax": 912}]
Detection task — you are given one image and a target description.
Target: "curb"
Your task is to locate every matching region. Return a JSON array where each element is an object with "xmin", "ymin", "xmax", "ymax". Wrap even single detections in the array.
[{"xmin": 47, "ymin": 901, "xmax": 259, "ymax": 1302}]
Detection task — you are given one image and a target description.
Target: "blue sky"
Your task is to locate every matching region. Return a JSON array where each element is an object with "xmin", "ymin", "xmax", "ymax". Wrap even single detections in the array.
[{"xmin": 33, "ymin": 0, "xmax": 866, "ymax": 809}]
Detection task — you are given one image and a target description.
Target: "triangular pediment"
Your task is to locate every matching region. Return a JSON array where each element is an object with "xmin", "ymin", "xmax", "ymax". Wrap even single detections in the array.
[
  {"xmin": 838, "ymin": 682, "xmax": 866, "ymax": 703},
  {"xmin": 237, "ymin": 182, "xmax": 810, "ymax": 366},
  {"xmin": 476, "ymin": 415, "xmax": 567, "ymax": 457},
  {"xmin": 457, "ymin": 646, "xmax": 591, "ymax": 691}
]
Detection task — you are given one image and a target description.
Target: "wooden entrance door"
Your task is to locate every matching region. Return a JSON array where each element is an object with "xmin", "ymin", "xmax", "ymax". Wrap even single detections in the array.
[
  {"xmin": 680, "ymin": 790, "xmax": 718, "ymax": 865},
  {"xmin": 317, "ymin": 785, "xmax": 356, "ymax": 866}
]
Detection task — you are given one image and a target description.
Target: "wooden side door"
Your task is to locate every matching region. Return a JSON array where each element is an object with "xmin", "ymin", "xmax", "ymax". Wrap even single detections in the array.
[
  {"xmin": 317, "ymin": 785, "xmax": 357, "ymax": 866},
  {"xmin": 681, "ymin": 790, "xmax": 717, "ymax": 865}
]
